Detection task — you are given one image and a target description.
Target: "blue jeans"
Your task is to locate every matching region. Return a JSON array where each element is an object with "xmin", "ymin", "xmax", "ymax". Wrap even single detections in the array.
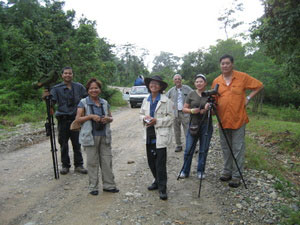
[{"xmin": 182, "ymin": 121, "xmax": 213, "ymax": 176}]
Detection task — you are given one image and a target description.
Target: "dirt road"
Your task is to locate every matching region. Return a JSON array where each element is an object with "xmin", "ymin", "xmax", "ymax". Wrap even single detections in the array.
[
  {"xmin": 0, "ymin": 107, "xmax": 228, "ymax": 225},
  {"xmin": 2, "ymin": 106, "xmax": 290, "ymax": 225}
]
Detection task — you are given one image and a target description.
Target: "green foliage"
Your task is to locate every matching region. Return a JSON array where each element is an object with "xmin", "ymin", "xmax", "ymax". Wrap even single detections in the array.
[
  {"xmin": 251, "ymin": 0, "xmax": 300, "ymax": 106},
  {"xmin": 278, "ymin": 204, "xmax": 300, "ymax": 225},
  {"xmin": 152, "ymin": 51, "xmax": 180, "ymax": 74},
  {"xmin": 0, "ymin": 0, "xmax": 132, "ymax": 115},
  {"xmin": 114, "ymin": 44, "xmax": 149, "ymax": 86},
  {"xmin": 108, "ymin": 89, "xmax": 128, "ymax": 107}
]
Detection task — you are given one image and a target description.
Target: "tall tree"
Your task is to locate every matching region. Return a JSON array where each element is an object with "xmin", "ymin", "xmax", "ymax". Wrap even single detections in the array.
[
  {"xmin": 152, "ymin": 51, "xmax": 180, "ymax": 74},
  {"xmin": 218, "ymin": 0, "xmax": 244, "ymax": 39},
  {"xmin": 251, "ymin": 0, "xmax": 300, "ymax": 107},
  {"xmin": 114, "ymin": 43, "xmax": 149, "ymax": 86}
]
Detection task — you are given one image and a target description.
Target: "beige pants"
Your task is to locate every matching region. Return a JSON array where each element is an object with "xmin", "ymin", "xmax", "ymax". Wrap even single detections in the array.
[
  {"xmin": 173, "ymin": 111, "xmax": 189, "ymax": 147},
  {"xmin": 85, "ymin": 136, "xmax": 116, "ymax": 192}
]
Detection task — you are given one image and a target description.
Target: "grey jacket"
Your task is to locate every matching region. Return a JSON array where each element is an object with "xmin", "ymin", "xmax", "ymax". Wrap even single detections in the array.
[
  {"xmin": 79, "ymin": 97, "xmax": 112, "ymax": 147},
  {"xmin": 166, "ymin": 85, "xmax": 193, "ymax": 117}
]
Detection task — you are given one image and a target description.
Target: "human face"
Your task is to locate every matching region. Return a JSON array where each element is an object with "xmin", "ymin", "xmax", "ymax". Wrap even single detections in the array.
[
  {"xmin": 61, "ymin": 69, "xmax": 73, "ymax": 83},
  {"xmin": 88, "ymin": 82, "xmax": 101, "ymax": 98},
  {"xmin": 149, "ymin": 80, "xmax": 161, "ymax": 94},
  {"xmin": 220, "ymin": 58, "xmax": 233, "ymax": 75},
  {"xmin": 194, "ymin": 77, "xmax": 206, "ymax": 92},
  {"xmin": 173, "ymin": 75, "xmax": 182, "ymax": 88}
]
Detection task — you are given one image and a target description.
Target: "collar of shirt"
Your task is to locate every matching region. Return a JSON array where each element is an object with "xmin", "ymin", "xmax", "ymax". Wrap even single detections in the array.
[
  {"xmin": 86, "ymin": 96, "xmax": 105, "ymax": 106},
  {"xmin": 221, "ymin": 70, "xmax": 237, "ymax": 85}
]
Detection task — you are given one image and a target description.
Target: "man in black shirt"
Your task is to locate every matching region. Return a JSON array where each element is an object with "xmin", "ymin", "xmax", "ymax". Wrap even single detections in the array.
[{"xmin": 47, "ymin": 67, "xmax": 88, "ymax": 175}]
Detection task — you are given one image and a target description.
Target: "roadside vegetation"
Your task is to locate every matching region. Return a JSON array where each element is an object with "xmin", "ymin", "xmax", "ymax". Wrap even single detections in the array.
[
  {"xmin": 245, "ymin": 104, "xmax": 300, "ymax": 225},
  {"xmin": 0, "ymin": 88, "xmax": 127, "ymax": 129}
]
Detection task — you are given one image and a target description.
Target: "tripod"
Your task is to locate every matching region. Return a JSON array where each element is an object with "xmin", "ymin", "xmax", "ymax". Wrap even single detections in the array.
[
  {"xmin": 176, "ymin": 106, "xmax": 212, "ymax": 198},
  {"xmin": 44, "ymin": 89, "xmax": 59, "ymax": 179},
  {"xmin": 177, "ymin": 97, "xmax": 247, "ymax": 198}
]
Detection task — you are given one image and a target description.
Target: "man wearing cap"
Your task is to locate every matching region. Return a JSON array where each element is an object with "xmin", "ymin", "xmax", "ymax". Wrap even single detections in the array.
[
  {"xmin": 166, "ymin": 74, "xmax": 192, "ymax": 152},
  {"xmin": 212, "ymin": 54, "xmax": 263, "ymax": 188}
]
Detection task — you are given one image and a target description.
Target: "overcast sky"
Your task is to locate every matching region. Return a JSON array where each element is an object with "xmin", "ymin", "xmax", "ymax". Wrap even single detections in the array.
[{"xmin": 63, "ymin": 0, "xmax": 264, "ymax": 66}]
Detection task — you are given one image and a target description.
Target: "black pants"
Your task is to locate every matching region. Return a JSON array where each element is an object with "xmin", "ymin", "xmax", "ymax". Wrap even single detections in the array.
[
  {"xmin": 57, "ymin": 116, "xmax": 83, "ymax": 168},
  {"xmin": 146, "ymin": 144, "xmax": 167, "ymax": 192}
]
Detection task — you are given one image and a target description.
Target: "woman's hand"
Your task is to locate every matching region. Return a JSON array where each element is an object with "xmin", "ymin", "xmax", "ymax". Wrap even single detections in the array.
[
  {"xmin": 90, "ymin": 114, "xmax": 101, "ymax": 122},
  {"xmin": 101, "ymin": 116, "xmax": 112, "ymax": 124},
  {"xmin": 146, "ymin": 118, "xmax": 157, "ymax": 127},
  {"xmin": 191, "ymin": 108, "xmax": 201, "ymax": 114},
  {"xmin": 144, "ymin": 116, "xmax": 156, "ymax": 127}
]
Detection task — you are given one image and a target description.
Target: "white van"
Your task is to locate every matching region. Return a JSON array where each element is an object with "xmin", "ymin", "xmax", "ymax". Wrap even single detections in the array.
[{"xmin": 127, "ymin": 85, "xmax": 149, "ymax": 108}]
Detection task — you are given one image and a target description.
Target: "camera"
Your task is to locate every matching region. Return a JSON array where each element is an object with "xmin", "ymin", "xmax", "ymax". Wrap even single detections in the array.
[
  {"xmin": 94, "ymin": 121, "xmax": 106, "ymax": 131},
  {"xmin": 144, "ymin": 118, "xmax": 152, "ymax": 124},
  {"xmin": 202, "ymin": 84, "xmax": 219, "ymax": 97}
]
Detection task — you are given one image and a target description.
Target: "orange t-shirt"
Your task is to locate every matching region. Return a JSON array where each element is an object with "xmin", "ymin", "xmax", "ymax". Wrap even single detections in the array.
[{"xmin": 211, "ymin": 70, "xmax": 263, "ymax": 129}]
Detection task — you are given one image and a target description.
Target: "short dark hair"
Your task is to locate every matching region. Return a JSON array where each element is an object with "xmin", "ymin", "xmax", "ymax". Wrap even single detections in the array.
[
  {"xmin": 219, "ymin": 54, "xmax": 234, "ymax": 63},
  {"xmin": 86, "ymin": 78, "xmax": 102, "ymax": 91},
  {"xmin": 61, "ymin": 67, "xmax": 73, "ymax": 74}
]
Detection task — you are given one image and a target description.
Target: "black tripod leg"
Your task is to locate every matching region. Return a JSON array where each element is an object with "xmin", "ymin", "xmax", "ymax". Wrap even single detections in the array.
[
  {"xmin": 212, "ymin": 105, "xmax": 247, "ymax": 189},
  {"xmin": 198, "ymin": 109, "xmax": 212, "ymax": 198},
  {"xmin": 198, "ymin": 173, "xmax": 203, "ymax": 198},
  {"xmin": 45, "ymin": 95, "xmax": 59, "ymax": 179}
]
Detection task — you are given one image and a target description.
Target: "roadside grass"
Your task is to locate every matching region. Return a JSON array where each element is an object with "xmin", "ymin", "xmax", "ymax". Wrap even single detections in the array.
[
  {"xmin": 0, "ymin": 89, "xmax": 127, "ymax": 129},
  {"xmin": 245, "ymin": 104, "xmax": 300, "ymax": 225},
  {"xmin": 108, "ymin": 89, "xmax": 128, "ymax": 110},
  {"xmin": 0, "ymin": 101, "xmax": 46, "ymax": 129}
]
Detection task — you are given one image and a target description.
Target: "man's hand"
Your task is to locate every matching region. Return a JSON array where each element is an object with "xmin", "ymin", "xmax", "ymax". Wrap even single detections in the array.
[{"xmin": 42, "ymin": 89, "xmax": 50, "ymax": 100}]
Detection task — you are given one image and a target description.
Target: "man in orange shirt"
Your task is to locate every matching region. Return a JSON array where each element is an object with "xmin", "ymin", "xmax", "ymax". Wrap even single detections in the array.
[{"xmin": 212, "ymin": 54, "xmax": 263, "ymax": 188}]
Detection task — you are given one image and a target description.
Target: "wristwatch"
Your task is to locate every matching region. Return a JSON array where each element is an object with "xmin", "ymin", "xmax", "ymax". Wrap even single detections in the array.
[{"xmin": 246, "ymin": 96, "xmax": 251, "ymax": 101}]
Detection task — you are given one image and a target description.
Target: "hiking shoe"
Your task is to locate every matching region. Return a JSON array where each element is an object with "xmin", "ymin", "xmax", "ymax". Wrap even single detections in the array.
[
  {"xmin": 197, "ymin": 172, "xmax": 206, "ymax": 179},
  {"xmin": 103, "ymin": 188, "xmax": 119, "ymax": 193},
  {"xmin": 159, "ymin": 191, "xmax": 168, "ymax": 200},
  {"xmin": 148, "ymin": 183, "xmax": 158, "ymax": 191},
  {"xmin": 219, "ymin": 175, "xmax": 232, "ymax": 182},
  {"xmin": 179, "ymin": 171, "xmax": 187, "ymax": 179},
  {"xmin": 60, "ymin": 167, "xmax": 69, "ymax": 175},
  {"xmin": 89, "ymin": 190, "xmax": 99, "ymax": 196},
  {"xmin": 175, "ymin": 146, "xmax": 182, "ymax": 152},
  {"xmin": 228, "ymin": 179, "xmax": 241, "ymax": 188},
  {"xmin": 75, "ymin": 166, "xmax": 88, "ymax": 174}
]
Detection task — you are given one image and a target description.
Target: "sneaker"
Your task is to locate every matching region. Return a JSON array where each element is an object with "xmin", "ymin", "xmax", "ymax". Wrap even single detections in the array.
[
  {"xmin": 179, "ymin": 171, "xmax": 187, "ymax": 179},
  {"xmin": 60, "ymin": 167, "xmax": 69, "ymax": 175},
  {"xmin": 219, "ymin": 174, "xmax": 232, "ymax": 182},
  {"xmin": 229, "ymin": 179, "xmax": 241, "ymax": 188},
  {"xmin": 197, "ymin": 172, "xmax": 205, "ymax": 179},
  {"xmin": 175, "ymin": 146, "xmax": 182, "ymax": 152},
  {"xmin": 75, "ymin": 166, "xmax": 88, "ymax": 174}
]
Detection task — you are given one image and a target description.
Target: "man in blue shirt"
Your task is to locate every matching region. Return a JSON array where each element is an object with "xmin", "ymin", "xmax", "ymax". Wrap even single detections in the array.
[{"xmin": 47, "ymin": 67, "xmax": 88, "ymax": 175}]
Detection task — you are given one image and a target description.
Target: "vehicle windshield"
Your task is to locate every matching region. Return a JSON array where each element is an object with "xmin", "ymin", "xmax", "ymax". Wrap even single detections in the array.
[{"xmin": 131, "ymin": 86, "xmax": 148, "ymax": 94}]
